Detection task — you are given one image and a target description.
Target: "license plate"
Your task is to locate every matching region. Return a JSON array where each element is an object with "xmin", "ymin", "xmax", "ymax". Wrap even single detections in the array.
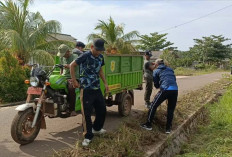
[{"xmin": 27, "ymin": 87, "xmax": 42, "ymax": 95}]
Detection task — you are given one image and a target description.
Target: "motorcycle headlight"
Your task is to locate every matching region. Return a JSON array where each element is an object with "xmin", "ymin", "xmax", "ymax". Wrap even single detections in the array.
[{"xmin": 30, "ymin": 77, "xmax": 39, "ymax": 87}]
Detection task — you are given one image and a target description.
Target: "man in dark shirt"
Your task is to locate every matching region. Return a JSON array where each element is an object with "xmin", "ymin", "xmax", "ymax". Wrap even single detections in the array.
[
  {"xmin": 143, "ymin": 50, "xmax": 153, "ymax": 108},
  {"xmin": 72, "ymin": 41, "xmax": 86, "ymax": 55},
  {"xmin": 70, "ymin": 39, "xmax": 109, "ymax": 146},
  {"xmin": 141, "ymin": 59, "xmax": 178, "ymax": 134}
]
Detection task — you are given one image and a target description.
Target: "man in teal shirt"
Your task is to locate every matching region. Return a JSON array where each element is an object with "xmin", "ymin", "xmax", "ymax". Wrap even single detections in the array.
[
  {"xmin": 57, "ymin": 44, "xmax": 80, "ymax": 116},
  {"xmin": 57, "ymin": 44, "xmax": 79, "ymax": 78}
]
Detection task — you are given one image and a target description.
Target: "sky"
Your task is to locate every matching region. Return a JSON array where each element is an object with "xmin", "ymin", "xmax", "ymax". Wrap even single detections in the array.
[{"xmin": 30, "ymin": 0, "xmax": 232, "ymax": 51}]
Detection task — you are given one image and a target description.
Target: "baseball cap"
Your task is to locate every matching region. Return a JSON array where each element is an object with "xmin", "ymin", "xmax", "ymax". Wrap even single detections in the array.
[
  {"xmin": 93, "ymin": 39, "xmax": 105, "ymax": 51},
  {"xmin": 145, "ymin": 50, "xmax": 152, "ymax": 57},
  {"xmin": 76, "ymin": 41, "xmax": 85, "ymax": 48},
  {"xmin": 57, "ymin": 44, "xmax": 70, "ymax": 57},
  {"xmin": 155, "ymin": 58, "xmax": 164, "ymax": 65}
]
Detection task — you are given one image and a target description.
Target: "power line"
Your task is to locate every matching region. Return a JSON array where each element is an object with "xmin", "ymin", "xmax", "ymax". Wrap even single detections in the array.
[{"xmin": 158, "ymin": 4, "xmax": 232, "ymax": 33}]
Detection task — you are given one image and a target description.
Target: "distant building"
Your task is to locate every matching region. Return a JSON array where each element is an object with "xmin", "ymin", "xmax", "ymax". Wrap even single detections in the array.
[
  {"xmin": 46, "ymin": 33, "xmax": 77, "ymax": 44},
  {"xmin": 150, "ymin": 51, "xmax": 163, "ymax": 61},
  {"xmin": 28, "ymin": 33, "xmax": 77, "ymax": 65},
  {"xmin": 46, "ymin": 33, "xmax": 77, "ymax": 55}
]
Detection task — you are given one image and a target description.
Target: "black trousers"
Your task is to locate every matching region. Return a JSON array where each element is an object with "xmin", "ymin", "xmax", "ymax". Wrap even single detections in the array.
[
  {"xmin": 147, "ymin": 90, "xmax": 178, "ymax": 129},
  {"xmin": 80, "ymin": 88, "xmax": 106, "ymax": 140}
]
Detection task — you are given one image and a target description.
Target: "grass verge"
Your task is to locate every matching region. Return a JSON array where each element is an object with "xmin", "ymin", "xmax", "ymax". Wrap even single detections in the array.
[
  {"xmin": 174, "ymin": 67, "xmax": 228, "ymax": 76},
  {"xmin": 176, "ymin": 79, "xmax": 232, "ymax": 157},
  {"xmin": 54, "ymin": 75, "xmax": 231, "ymax": 157}
]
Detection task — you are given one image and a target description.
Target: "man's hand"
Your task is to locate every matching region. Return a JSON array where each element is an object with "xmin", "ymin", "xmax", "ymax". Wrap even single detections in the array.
[
  {"xmin": 105, "ymin": 83, "xmax": 109, "ymax": 94},
  {"xmin": 64, "ymin": 64, "xmax": 70, "ymax": 69},
  {"xmin": 72, "ymin": 79, "xmax": 80, "ymax": 88}
]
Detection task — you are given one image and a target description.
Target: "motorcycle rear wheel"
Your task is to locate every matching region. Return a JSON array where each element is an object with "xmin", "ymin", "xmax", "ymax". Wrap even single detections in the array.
[{"xmin": 11, "ymin": 108, "xmax": 41, "ymax": 145}]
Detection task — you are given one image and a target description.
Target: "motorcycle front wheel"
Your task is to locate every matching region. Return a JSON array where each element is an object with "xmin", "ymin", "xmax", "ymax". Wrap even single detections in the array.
[{"xmin": 11, "ymin": 108, "xmax": 41, "ymax": 145}]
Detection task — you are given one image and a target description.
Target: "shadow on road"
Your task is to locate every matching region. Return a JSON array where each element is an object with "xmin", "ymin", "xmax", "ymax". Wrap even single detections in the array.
[
  {"xmin": 2, "ymin": 108, "xmax": 145, "ymax": 157},
  {"xmin": 17, "ymin": 109, "xmax": 131, "ymax": 157},
  {"xmin": 19, "ymin": 125, "xmax": 82, "ymax": 157}
]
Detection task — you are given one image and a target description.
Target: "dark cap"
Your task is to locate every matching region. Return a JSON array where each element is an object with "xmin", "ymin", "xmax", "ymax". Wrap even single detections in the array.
[
  {"xmin": 93, "ymin": 39, "xmax": 105, "ymax": 51},
  {"xmin": 145, "ymin": 50, "xmax": 152, "ymax": 57},
  {"xmin": 76, "ymin": 41, "xmax": 85, "ymax": 48}
]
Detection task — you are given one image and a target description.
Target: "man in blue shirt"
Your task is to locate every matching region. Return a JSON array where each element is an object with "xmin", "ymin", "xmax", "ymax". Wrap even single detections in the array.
[
  {"xmin": 70, "ymin": 39, "xmax": 109, "ymax": 146},
  {"xmin": 141, "ymin": 59, "xmax": 178, "ymax": 134}
]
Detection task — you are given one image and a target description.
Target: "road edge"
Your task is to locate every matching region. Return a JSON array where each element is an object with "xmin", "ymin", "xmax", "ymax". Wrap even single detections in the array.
[{"xmin": 0, "ymin": 101, "xmax": 25, "ymax": 107}]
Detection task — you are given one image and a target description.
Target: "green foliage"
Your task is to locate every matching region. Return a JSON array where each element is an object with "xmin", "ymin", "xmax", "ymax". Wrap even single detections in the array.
[
  {"xmin": 210, "ymin": 85, "xmax": 232, "ymax": 129},
  {"xmin": 189, "ymin": 35, "xmax": 232, "ymax": 64},
  {"xmin": 160, "ymin": 50, "xmax": 196, "ymax": 69},
  {"xmin": 174, "ymin": 67, "xmax": 225, "ymax": 76},
  {"xmin": 137, "ymin": 32, "xmax": 173, "ymax": 51},
  {"xmin": 0, "ymin": 0, "xmax": 61, "ymax": 65},
  {"xmin": 175, "ymin": 51, "xmax": 196, "ymax": 67},
  {"xmin": 194, "ymin": 63, "xmax": 218, "ymax": 70},
  {"xmin": 88, "ymin": 17, "xmax": 138, "ymax": 54},
  {"xmin": 160, "ymin": 49, "xmax": 177, "ymax": 68},
  {"xmin": 177, "ymin": 83, "xmax": 232, "ymax": 157},
  {"xmin": 194, "ymin": 63, "xmax": 205, "ymax": 70},
  {"xmin": 0, "ymin": 50, "xmax": 28, "ymax": 103},
  {"xmin": 174, "ymin": 67, "xmax": 196, "ymax": 76}
]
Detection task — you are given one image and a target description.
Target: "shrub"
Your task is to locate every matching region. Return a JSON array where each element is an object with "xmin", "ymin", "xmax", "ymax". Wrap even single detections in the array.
[
  {"xmin": 0, "ymin": 50, "xmax": 28, "ymax": 103},
  {"xmin": 194, "ymin": 63, "xmax": 205, "ymax": 70},
  {"xmin": 174, "ymin": 67, "xmax": 195, "ymax": 76}
]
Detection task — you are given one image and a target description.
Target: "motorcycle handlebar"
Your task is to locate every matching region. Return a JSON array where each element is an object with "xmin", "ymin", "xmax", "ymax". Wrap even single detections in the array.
[{"xmin": 55, "ymin": 64, "xmax": 64, "ymax": 69}]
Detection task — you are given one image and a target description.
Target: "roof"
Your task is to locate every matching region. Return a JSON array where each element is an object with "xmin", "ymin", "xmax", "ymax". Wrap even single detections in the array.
[{"xmin": 46, "ymin": 33, "xmax": 77, "ymax": 43}]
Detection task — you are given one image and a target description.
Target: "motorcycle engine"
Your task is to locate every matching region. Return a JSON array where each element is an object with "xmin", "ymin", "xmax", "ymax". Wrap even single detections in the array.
[{"xmin": 53, "ymin": 91, "xmax": 68, "ymax": 112}]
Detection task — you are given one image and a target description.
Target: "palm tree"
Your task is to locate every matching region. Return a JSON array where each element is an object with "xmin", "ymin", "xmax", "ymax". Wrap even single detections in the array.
[
  {"xmin": 87, "ymin": 17, "xmax": 139, "ymax": 54},
  {"xmin": 0, "ymin": 0, "xmax": 62, "ymax": 65}
]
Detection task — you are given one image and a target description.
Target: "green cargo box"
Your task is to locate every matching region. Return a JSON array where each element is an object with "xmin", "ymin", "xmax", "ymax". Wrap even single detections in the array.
[
  {"xmin": 100, "ymin": 54, "xmax": 143, "ymax": 95},
  {"xmin": 55, "ymin": 54, "xmax": 143, "ymax": 116},
  {"xmin": 100, "ymin": 54, "xmax": 143, "ymax": 116}
]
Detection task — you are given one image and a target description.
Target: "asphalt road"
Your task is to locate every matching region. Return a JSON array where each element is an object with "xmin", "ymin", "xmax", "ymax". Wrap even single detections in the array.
[{"xmin": 0, "ymin": 72, "xmax": 227, "ymax": 157}]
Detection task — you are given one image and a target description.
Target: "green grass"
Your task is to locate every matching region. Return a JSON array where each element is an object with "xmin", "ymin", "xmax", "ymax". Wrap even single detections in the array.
[
  {"xmin": 177, "ymin": 84, "xmax": 232, "ymax": 157},
  {"xmin": 174, "ymin": 67, "xmax": 228, "ymax": 76}
]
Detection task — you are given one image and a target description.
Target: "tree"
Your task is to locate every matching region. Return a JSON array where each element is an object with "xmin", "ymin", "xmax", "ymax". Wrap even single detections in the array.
[
  {"xmin": 160, "ymin": 49, "xmax": 176, "ymax": 68},
  {"xmin": 0, "ymin": 50, "xmax": 28, "ymax": 102},
  {"xmin": 137, "ymin": 32, "xmax": 174, "ymax": 51},
  {"xmin": 189, "ymin": 35, "xmax": 232, "ymax": 64},
  {"xmin": 87, "ymin": 17, "xmax": 139, "ymax": 54},
  {"xmin": 0, "ymin": 0, "xmax": 62, "ymax": 65}
]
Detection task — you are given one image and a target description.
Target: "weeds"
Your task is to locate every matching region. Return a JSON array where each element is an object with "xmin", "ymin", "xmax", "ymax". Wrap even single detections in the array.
[{"xmin": 174, "ymin": 67, "xmax": 227, "ymax": 76}]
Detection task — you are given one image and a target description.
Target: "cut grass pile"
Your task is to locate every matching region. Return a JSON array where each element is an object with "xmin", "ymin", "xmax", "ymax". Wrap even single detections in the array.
[
  {"xmin": 177, "ymin": 78, "xmax": 232, "ymax": 157},
  {"xmin": 54, "ymin": 75, "xmax": 231, "ymax": 157}
]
